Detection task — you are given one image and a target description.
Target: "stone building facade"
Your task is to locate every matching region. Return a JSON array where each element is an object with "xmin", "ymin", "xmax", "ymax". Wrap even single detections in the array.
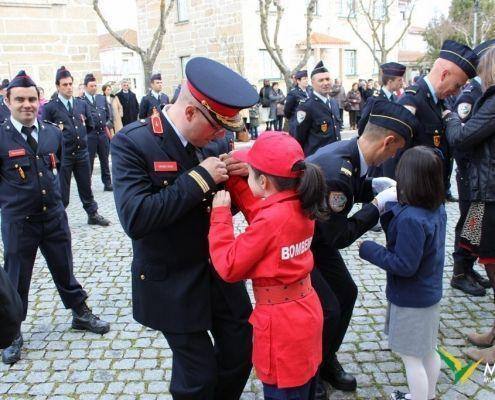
[
  {"xmin": 135, "ymin": 0, "xmax": 426, "ymax": 95},
  {"xmin": 0, "ymin": 0, "xmax": 100, "ymax": 95}
]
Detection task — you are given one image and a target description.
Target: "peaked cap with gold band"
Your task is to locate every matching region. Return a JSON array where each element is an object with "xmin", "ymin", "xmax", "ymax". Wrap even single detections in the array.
[
  {"xmin": 367, "ymin": 99, "xmax": 420, "ymax": 144},
  {"xmin": 439, "ymin": 40, "xmax": 479, "ymax": 79},
  {"xmin": 185, "ymin": 57, "xmax": 258, "ymax": 132}
]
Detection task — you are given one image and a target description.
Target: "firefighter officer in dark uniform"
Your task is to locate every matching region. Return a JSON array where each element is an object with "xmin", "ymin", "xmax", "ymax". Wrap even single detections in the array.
[
  {"xmin": 0, "ymin": 79, "xmax": 11, "ymax": 123},
  {"xmin": 0, "ymin": 71, "xmax": 110, "ymax": 365},
  {"xmin": 81, "ymin": 73, "xmax": 113, "ymax": 191},
  {"xmin": 398, "ymin": 40, "xmax": 479, "ymax": 202},
  {"xmin": 295, "ymin": 61, "xmax": 342, "ymax": 156},
  {"xmin": 284, "ymin": 70, "xmax": 310, "ymax": 136},
  {"xmin": 450, "ymin": 39, "xmax": 495, "ymax": 296},
  {"xmin": 139, "ymin": 73, "xmax": 170, "ymax": 119},
  {"xmin": 359, "ymin": 62, "xmax": 407, "ymax": 179},
  {"xmin": 307, "ymin": 100, "xmax": 420, "ymax": 398},
  {"xmin": 111, "ymin": 57, "xmax": 258, "ymax": 400},
  {"xmin": 42, "ymin": 66, "xmax": 110, "ymax": 226}
]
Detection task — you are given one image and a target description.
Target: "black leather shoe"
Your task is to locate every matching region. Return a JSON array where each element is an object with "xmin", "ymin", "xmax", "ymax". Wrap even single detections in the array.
[
  {"xmin": 451, "ymin": 274, "xmax": 486, "ymax": 296},
  {"xmin": 103, "ymin": 185, "xmax": 113, "ymax": 192},
  {"xmin": 470, "ymin": 270, "xmax": 491, "ymax": 289},
  {"xmin": 314, "ymin": 378, "xmax": 328, "ymax": 400},
  {"xmin": 2, "ymin": 334, "xmax": 23, "ymax": 365},
  {"xmin": 320, "ymin": 355, "xmax": 357, "ymax": 392},
  {"xmin": 87, "ymin": 213, "xmax": 110, "ymax": 226},
  {"xmin": 72, "ymin": 303, "xmax": 110, "ymax": 335}
]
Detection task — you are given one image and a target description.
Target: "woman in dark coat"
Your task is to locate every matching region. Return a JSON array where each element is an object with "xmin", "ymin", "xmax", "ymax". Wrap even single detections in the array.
[
  {"xmin": 345, "ymin": 83, "xmax": 361, "ymax": 129},
  {"xmin": 268, "ymin": 82, "xmax": 285, "ymax": 130},
  {"xmin": 445, "ymin": 46, "xmax": 495, "ymax": 363}
]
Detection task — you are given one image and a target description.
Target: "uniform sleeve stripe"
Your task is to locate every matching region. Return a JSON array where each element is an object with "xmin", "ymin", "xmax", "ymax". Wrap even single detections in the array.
[{"xmin": 188, "ymin": 170, "xmax": 209, "ymax": 193}]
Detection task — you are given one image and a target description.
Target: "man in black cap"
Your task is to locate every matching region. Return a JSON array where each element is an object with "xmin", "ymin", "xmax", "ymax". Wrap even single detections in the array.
[
  {"xmin": 42, "ymin": 67, "xmax": 110, "ymax": 226},
  {"xmin": 81, "ymin": 73, "xmax": 113, "ymax": 191},
  {"xmin": 284, "ymin": 70, "xmax": 311, "ymax": 136},
  {"xmin": 139, "ymin": 73, "xmax": 170, "ymax": 119},
  {"xmin": 449, "ymin": 39, "xmax": 495, "ymax": 297},
  {"xmin": 358, "ymin": 62, "xmax": 407, "ymax": 179},
  {"xmin": 0, "ymin": 79, "xmax": 11, "ymax": 123},
  {"xmin": 295, "ymin": 61, "xmax": 342, "ymax": 156},
  {"xmin": 0, "ymin": 71, "xmax": 110, "ymax": 365},
  {"xmin": 307, "ymin": 100, "xmax": 420, "ymax": 397},
  {"xmin": 116, "ymin": 79, "xmax": 139, "ymax": 126},
  {"xmin": 399, "ymin": 40, "xmax": 479, "ymax": 202},
  {"xmin": 111, "ymin": 57, "xmax": 258, "ymax": 399}
]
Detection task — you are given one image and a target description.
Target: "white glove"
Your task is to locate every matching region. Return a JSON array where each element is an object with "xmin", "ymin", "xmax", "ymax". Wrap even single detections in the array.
[
  {"xmin": 372, "ymin": 177, "xmax": 396, "ymax": 195},
  {"xmin": 373, "ymin": 186, "xmax": 397, "ymax": 215}
]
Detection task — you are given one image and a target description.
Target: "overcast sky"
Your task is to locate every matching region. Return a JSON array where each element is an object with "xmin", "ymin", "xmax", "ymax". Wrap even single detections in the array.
[{"xmin": 96, "ymin": 0, "xmax": 452, "ymax": 35}]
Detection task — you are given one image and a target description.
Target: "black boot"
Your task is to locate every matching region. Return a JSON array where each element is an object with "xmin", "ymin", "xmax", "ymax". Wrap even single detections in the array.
[
  {"xmin": 2, "ymin": 334, "xmax": 23, "ymax": 365},
  {"xmin": 451, "ymin": 262, "xmax": 486, "ymax": 296},
  {"xmin": 87, "ymin": 212, "xmax": 110, "ymax": 226},
  {"xmin": 320, "ymin": 354, "xmax": 357, "ymax": 392},
  {"xmin": 72, "ymin": 302, "xmax": 110, "ymax": 335},
  {"xmin": 470, "ymin": 269, "xmax": 491, "ymax": 289}
]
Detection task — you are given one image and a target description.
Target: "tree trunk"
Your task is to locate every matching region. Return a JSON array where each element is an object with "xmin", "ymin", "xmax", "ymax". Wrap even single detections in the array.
[{"xmin": 141, "ymin": 57, "xmax": 153, "ymax": 90}]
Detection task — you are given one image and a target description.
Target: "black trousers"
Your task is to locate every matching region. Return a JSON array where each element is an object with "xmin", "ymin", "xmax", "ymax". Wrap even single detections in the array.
[
  {"xmin": 59, "ymin": 150, "xmax": 98, "ymax": 215},
  {"xmin": 311, "ymin": 247, "xmax": 358, "ymax": 367},
  {"xmin": 1, "ymin": 213, "xmax": 87, "ymax": 320},
  {"xmin": 87, "ymin": 132, "xmax": 112, "ymax": 187},
  {"xmin": 162, "ymin": 279, "xmax": 252, "ymax": 400}
]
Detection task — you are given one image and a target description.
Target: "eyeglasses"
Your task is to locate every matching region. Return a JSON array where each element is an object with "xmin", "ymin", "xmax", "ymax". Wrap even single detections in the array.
[{"xmin": 195, "ymin": 106, "xmax": 224, "ymax": 134}]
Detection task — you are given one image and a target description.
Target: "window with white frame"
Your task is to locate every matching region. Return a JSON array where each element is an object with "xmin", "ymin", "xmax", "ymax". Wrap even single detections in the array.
[
  {"xmin": 373, "ymin": 0, "xmax": 387, "ymax": 20},
  {"xmin": 179, "ymin": 56, "xmax": 191, "ymax": 78},
  {"xmin": 344, "ymin": 50, "xmax": 357, "ymax": 75},
  {"xmin": 177, "ymin": 0, "xmax": 188, "ymax": 22},
  {"xmin": 338, "ymin": 0, "xmax": 356, "ymax": 17},
  {"xmin": 305, "ymin": 0, "xmax": 320, "ymax": 15},
  {"xmin": 259, "ymin": 50, "xmax": 281, "ymax": 79}
]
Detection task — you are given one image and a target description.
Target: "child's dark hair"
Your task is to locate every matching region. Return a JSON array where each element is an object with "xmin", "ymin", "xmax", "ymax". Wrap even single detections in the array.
[
  {"xmin": 252, "ymin": 161, "xmax": 329, "ymax": 220},
  {"xmin": 396, "ymin": 146, "xmax": 445, "ymax": 210}
]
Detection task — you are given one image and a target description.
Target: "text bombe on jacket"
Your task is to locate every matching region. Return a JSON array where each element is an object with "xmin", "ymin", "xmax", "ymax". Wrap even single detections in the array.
[{"xmin": 281, "ymin": 237, "xmax": 313, "ymax": 260}]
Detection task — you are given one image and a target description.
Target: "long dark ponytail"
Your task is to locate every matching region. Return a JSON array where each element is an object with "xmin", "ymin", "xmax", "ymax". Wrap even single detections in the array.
[{"xmin": 252, "ymin": 160, "xmax": 329, "ymax": 221}]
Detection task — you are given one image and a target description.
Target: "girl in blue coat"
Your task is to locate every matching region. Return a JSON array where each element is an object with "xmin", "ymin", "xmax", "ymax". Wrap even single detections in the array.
[{"xmin": 359, "ymin": 146, "xmax": 447, "ymax": 400}]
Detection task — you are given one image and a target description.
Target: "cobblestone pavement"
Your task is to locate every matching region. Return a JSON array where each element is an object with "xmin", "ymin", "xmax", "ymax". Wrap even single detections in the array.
[{"xmin": 1, "ymin": 138, "xmax": 495, "ymax": 399}]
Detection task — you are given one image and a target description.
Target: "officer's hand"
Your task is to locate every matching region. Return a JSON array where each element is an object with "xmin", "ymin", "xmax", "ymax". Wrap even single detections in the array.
[
  {"xmin": 212, "ymin": 190, "xmax": 231, "ymax": 208},
  {"xmin": 372, "ymin": 177, "xmax": 396, "ymax": 195},
  {"xmin": 373, "ymin": 186, "xmax": 397, "ymax": 215},
  {"xmin": 222, "ymin": 152, "xmax": 249, "ymax": 177},
  {"xmin": 199, "ymin": 157, "xmax": 228, "ymax": 184}
]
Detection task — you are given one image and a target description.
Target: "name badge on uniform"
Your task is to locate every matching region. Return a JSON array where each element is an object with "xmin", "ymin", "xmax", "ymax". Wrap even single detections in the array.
[
  {"xmin": 9, "ymin": 148, "xmax": 26, "ymax": 158},
  {"xmin": 154, "ymin": 161, "xmax": 177, "ymax": 172}
]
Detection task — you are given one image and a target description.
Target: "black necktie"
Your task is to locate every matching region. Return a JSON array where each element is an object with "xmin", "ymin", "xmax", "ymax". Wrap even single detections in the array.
[
  {"xmin": 186, "ymin": 143, "xmax": 200, "ymax": 165},
  {"xmin": 390, "ymin": 94, "xmax": 395, "ymax": 102},
  {"xmin": 21, "ymin": 126, "xmax": 37, "ymax": 153},
  {"xmin": 67, "ymin": 100, "xmax": 73, "ymax": 115}
]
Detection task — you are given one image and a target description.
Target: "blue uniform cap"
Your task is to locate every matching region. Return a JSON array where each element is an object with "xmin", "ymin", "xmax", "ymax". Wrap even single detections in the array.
[
  {"xmin": 84, "ymin": 73, "xmax": 96, "ymax": 86},
  {"xmin": 380, "ymin": 62, "xmax": 406, "ymax": 77},
  {"xmin": 311, "ymin": 61, "xmax": 328, "ymax": 77},
  {"xmin": 185, "ymin": 57, "xmax": 258, "ymax": 132},
  {"xmin": 294, "ymin": 70, "xmax": 308, "ymax": 80},
  {"xmin": 150, "ymin": 73, "xmax": 162, "ymax": 82},
  {"xmin": 439, "ymin": 40, "xmax": 479, "ymax": 79},
  {"xmin": 56, "ymin": 66, "xmax": 72, "ymax": 83},
  {"xmin": 367, "ymin": 99, "xmax": 419, "ymax": 143},
  {"xmin": 7, "ymin": 70, "xmax": 36, "ymax": 90},
  {"xmin": 474, "ymin": 39, "xmax": 495, "ymax": 57}
]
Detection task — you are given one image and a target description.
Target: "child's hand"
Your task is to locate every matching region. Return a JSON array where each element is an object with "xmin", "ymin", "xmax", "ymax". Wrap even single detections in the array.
[
  {"xmin": 224, "ymin": 152, "xmax": 249, "ymax": 177},
  {"xmin": 212, "ymin": 190, "xmax": 231, "ymax": 208}
]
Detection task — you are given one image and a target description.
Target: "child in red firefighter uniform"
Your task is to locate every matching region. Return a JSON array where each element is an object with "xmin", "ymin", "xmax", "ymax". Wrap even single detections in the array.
[{"xmin": 208, "ymin": 131, "xmax": 328, "ymax": 400}]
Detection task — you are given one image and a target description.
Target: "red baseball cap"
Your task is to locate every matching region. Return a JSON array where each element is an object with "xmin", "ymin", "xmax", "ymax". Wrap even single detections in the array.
[{"xmin": 232, "ymin": 131, "xmax": 305, "ymax": 178}]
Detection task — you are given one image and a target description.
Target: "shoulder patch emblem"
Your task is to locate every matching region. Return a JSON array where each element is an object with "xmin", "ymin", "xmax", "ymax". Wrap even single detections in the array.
[
  {"xmin": 297, "ymin": 110, "xmax": 306, "ymax": 124},
  {"xmin": 329, "ymin": 191, "xmax": 347, "ymax": 213},
  {"xmin": 457, "ymin": 102, "xmax": 472, "ymax": 119}
]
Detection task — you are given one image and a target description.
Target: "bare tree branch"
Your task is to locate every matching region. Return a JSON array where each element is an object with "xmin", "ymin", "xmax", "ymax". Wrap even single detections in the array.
[{"xmin": 93, "ymin": 0, "xmax": 175, "ymax": 84}]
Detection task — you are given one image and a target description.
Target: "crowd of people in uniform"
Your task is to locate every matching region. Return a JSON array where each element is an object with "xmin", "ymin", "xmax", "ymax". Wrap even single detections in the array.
[{"xmin": 0, "ymin": 36, "xmax": 495, "ymax": 400}]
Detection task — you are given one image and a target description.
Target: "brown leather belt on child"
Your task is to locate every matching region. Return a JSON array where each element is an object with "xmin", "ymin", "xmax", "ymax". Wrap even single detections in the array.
[{"xmin": 253, "ymin": 275, "xmax": 313, "ymax": 305}]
